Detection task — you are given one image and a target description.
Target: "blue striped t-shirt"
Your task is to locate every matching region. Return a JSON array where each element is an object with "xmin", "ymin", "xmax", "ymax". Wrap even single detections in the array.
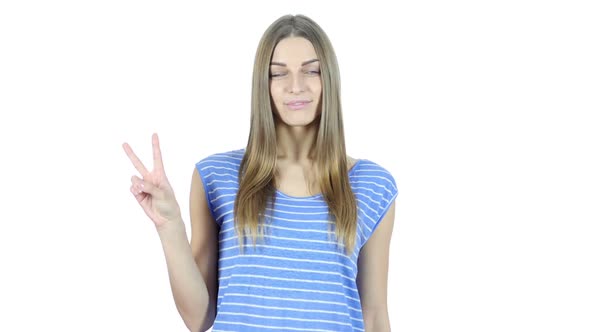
[{"xmin": 195, "ymin": 148, "xmax": 398, "ymax": 332}]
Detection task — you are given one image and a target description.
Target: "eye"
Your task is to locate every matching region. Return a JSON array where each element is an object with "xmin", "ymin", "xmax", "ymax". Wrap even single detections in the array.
[
  {"xmin": 270, "ymin": 73, "xmax": 286, "ymax": 78},
  {"xmin": 306, "ymin": 70, "xmax": 320, "ymax": 75}
]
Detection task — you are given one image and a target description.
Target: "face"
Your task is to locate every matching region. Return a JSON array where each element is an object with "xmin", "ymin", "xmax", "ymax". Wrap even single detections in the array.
[{"xmin": 269, "ymin": 37, "xmax": 322, "ymax": 127}]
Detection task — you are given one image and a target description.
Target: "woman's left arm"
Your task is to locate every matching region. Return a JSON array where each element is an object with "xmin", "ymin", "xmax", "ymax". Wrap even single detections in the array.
[{"xmin": 357, "ymin": 201, "xmax": 396, "ymax": 332}]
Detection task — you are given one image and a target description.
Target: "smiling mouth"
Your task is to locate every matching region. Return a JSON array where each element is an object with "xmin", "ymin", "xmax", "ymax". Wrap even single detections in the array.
[
  {"xmin": 286, "ymin": 101, "xmax": 310, "ymax": 110},
  {"xmin": 286, "ymin": 100, "xmax": 311, "ymax": 105}
]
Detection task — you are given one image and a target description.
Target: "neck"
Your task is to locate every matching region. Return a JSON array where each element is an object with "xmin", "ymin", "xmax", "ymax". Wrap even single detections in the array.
[{"xmin": 275, "ymin": 120, "xmax": 319, "ymax": 163}]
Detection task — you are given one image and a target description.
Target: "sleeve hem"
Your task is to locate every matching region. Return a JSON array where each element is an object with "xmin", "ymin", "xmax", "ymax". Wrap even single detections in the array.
[
  {"xmin": 195, "ymin": 162, "xmax": 219, "ymax": 227},
  {"xmin": 370, "ymin": 192, "xmax": 398, "ymax": 234}
]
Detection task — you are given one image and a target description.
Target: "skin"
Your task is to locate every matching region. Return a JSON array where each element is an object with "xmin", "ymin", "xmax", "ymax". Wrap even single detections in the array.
[
  {"xmin": 270, "ymin": 36, "xmax": 355, "ymax": 196},
  {"xmin": 357, "ymin": 201, "xmax": 396, "ymax": 331},
  {"xmin": 270, "ymin": 36, "xmax": 396, "ymax": 330}
]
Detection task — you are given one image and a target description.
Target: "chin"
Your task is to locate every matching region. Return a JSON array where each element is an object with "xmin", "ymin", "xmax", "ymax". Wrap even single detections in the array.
[
  {"xmin": 277, "ymin": 110, "xmax": 320, "ymax": 127},
  {"xmin": 285, "ymin": 120, "xmax": 317, "ymax": 127}
]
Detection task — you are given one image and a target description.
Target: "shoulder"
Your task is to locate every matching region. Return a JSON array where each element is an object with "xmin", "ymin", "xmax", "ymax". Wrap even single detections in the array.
[
  {"xmin": 196, "ymin": 148, "xmax": 245, "ymax": 166},
  {"xmin": 352, "ymin": 158, "xmax": 397, "ymax": 194},
  {"xmin": 351, "ymin": 158, "xmax": 398, "ymax": 223},
  {"xmin": 195, "ymin": 148, "xmax": 245, "ymax": 171},
  {"xmin": 195, "ymin": 148, "xmax": 245, "ymax": 183}
]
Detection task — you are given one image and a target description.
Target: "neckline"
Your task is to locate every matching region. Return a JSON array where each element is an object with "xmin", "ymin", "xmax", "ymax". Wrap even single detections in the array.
[{"xmin": 275, "ymin": 159, "xmax": 363, "ymax": 200}]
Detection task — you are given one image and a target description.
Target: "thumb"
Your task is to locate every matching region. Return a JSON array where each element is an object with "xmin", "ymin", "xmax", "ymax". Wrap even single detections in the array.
[{"xmin": 139, "ymin": 180, "xmax": 163, "ymax": 199}]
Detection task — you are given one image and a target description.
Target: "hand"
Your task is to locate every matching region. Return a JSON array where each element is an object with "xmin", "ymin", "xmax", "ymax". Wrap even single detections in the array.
[{"xmin": 123, "ymin": 133, "xmax": 182, "ymax": 228}]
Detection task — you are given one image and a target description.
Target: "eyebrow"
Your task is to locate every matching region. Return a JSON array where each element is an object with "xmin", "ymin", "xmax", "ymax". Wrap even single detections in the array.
[{"xmin": 270, "ymin": 59, "xmax": 319, "ymax": 67}]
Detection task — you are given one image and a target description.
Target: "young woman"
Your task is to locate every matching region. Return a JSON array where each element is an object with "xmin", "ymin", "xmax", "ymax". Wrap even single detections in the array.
[{"xmin": 123, "ymin": 14, "xmax": 398, "ymax": 332}]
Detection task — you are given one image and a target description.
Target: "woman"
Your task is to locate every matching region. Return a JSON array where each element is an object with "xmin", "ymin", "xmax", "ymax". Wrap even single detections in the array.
[{"xmin": 123, "ymin": 14, "xmax": 398, "ymax": 332}]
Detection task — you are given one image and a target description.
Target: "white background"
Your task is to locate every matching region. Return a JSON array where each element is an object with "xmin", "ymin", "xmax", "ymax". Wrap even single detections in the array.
[{"xmin": 1, "ymin": 0, "xmax": 589, "ymax": 331}]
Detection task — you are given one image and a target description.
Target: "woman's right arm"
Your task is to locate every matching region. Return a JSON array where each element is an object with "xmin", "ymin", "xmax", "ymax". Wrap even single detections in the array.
[
  {"xmin": 157, "ymin": 168, "xmax": 219, "ymax": 331},
  {"xmin": 188, "ymin": 167, "xmax": 220, "ymax": 330},
  {"xmin": 123, "ymin": 135, "xmax": 218, "ymax": 331}
]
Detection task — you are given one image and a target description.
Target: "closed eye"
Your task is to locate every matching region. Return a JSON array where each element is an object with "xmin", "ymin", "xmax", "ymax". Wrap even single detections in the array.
[{"xmin": 270, "ymin": 71, "xmax": 320, "ymax": 78}]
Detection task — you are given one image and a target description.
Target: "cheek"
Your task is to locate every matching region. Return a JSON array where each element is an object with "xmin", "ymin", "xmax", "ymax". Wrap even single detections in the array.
[
  {"xmin": 312, "ymin": 80, "xmax": 322, "ymax": 96},
  {"xmin": 269, "ymin": 86, "xmax": 280, "ymax": 104}
]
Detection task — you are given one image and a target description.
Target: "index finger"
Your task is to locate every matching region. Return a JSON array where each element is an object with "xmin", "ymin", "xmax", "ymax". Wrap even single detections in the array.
[
  {"xmin": 122, "ymin": 142, "xmax": 149, "ymax": 177},
  {"xmin": 152, "ymin": 133, "xmax": 165, "ymax": 172}
]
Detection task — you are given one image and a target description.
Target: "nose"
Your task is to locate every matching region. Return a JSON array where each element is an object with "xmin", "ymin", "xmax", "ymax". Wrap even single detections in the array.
[{"xmin": 288, "ymin": 72, "xmax": 304, "ymax": 93}]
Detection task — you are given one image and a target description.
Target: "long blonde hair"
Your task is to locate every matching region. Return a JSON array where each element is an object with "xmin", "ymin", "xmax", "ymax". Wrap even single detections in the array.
[{"xmin": 234, "ymin": 14, "xmax": 358, "ymax": 257}]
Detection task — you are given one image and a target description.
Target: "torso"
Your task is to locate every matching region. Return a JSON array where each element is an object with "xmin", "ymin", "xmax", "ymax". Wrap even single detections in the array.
[{"xmin": 274, "ymin": 156, "xmax": 358, "ymax": 197}]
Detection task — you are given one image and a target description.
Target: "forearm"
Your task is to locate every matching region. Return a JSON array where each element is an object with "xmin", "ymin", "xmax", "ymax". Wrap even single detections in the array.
[
  {"xmin": 364, "ymin": 310, "xmax": 391, "ymax": 332},
  {"xmin": 157, "ymin": 220, "xmax": 210, "ymax": 332}
]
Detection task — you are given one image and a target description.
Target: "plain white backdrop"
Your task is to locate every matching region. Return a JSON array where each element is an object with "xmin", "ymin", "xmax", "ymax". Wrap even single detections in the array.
[{"xmin": 1, "ymin": 0, "xmax": 589, "ymax": 331}]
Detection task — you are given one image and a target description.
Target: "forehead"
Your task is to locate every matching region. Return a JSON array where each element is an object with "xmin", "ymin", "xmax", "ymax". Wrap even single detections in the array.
[{"xmin": 271, "ymin": 37, "xmax": 318, "ymax": 64}]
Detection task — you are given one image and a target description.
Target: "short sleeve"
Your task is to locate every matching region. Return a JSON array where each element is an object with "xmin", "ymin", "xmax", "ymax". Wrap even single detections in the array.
[
  {"xmin": 194, "ymin": 149, "xmax": 243, "ymax": 228},
  {"xmin": 354, "ymin": 161, "xmax": 399, "ymax": 247},
  {"xmin": 370, "ymin": 169, "xmax": 398, "ymax": 234},
  {"xmin": 195, "ymin": 157, "xmax": 217, "ymax": 224}
]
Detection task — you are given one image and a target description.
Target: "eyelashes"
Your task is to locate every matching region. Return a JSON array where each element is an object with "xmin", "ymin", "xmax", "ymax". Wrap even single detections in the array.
[{"xmin": 270, "ymin": 71, "xmax": 321, "ymax": 78}]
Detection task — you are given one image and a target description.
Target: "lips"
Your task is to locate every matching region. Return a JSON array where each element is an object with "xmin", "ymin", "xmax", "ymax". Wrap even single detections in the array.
[
  {"xmin": 286, "ymin": 100, "xmax": 311, "ymax": 106},
  {"xmin": 285, "ymin": 100, "xmax": 310, "ymax": 110}
]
